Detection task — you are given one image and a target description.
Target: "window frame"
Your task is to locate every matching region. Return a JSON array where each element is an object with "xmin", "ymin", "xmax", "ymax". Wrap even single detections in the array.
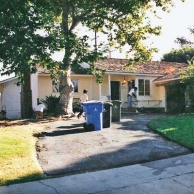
[
  {"xmin": 52, "ymin": 82, "xmax": 59, "ymax": 93},
  {"xmin": 138, "ymin": 79, "xmax": 150, "ymax": 96},
  {"xmin": 72, "ymin": 79, "xmax": 78, "ymax": 92}
]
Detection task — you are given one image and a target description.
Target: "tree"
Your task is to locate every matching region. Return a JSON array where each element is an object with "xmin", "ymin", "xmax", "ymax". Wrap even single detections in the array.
[
  {"xmin": 162, "ymin": 27, "xmax": 194, "ymax": 111},
  {"xmin": 0, "ymin": 0, "xmax": 64, "ymax": 117},
  {"xmin": 0, "ymin": 0, "xmax": 185, "ymax": 116},
  {"xmin": 161, "ymin": 46, "xmax": 194, "ymax": 64},
  {"xmin": 162, "ymin": 26, "xmax": 194, "ymax": 64},
  {"xmin": 180, "ymin": 58, "xmax": 194, "ymax": 111},
  {"xmin": 175, "ymin": 27, "xmax": 194, "ymax": 47},
  {"xmin": 0, "ymin": 0, "xmax": 62, "ymax": 78}
]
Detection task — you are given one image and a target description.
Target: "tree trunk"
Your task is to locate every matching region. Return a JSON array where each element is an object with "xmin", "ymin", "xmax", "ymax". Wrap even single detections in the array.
[
  {"xmin": 59, "ymin": 4, "xmax": 76, "ymax": 115},
  {"xmin": 59, "ymin": 67, "xmax": 74, "ymax": 115},
  {"xmin": 21, "ymin": 71, "xmax": 32, "ymax": 118}
]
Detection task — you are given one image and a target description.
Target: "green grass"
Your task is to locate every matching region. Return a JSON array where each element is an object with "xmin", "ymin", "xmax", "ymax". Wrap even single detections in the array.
[
  {"xmin": 148, "ymin": 114, "xmax": 194, "ymax": 151},
  {"xmin": 0, "ymin": 125, "xmax": 45, "ymax": 186},
  {"xmin": 1, "ymin": 114, "xmax": 194, "ymax": 186}
]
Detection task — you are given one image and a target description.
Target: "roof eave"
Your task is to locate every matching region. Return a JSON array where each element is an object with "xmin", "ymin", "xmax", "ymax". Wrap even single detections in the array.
[
  {"xmin": 0, "ymin": 76, "xmax": 18, "ymax": 84},
  {"xmin": 105, "ymin": 71, "xmax": 163, "ymax": 77},
  {"xmin": 153, "ymin": 77, "xmax": 181, "ymax": 85}
]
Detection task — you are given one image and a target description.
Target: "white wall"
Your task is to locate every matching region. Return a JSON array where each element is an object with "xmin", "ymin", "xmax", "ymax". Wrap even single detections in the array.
[
  {"xmin": 31, "ymin": 73, "xmax": 38, "ymax": 110},
  {"xmin": 2, "ymin": 79, "xmax": 21, "ymax": 119}
]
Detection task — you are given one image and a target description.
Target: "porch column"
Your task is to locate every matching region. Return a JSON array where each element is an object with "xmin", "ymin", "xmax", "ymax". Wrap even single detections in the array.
[
  {"xmin": 0, "ymin": 84, "xmax": 3, "ymax": 110},
  {"xmin": 99, "ymin": 84, "xmax": 101, "ymax": 101},
  {"xmin": 164, "ymin": 85, "xmax": 167, "ymax": 112},
  {"xmin": 108, "ymin": 74, "xmax": 111, "ymax": 96},
  {"xmin": 91, "ymin": 77, "xmax": 93, "ymax": 100},
  {"xmin": 31, "ymin": 73, "xmax": 39, "ymax": 110}
]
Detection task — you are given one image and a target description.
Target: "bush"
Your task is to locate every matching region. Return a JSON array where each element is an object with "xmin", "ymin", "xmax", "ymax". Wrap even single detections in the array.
[
  {"xmin": 41, "ymin": 96, "xmax": 82, "ymax": 115},
  {"xmin": 73, "ymin": 102, "xmax": 82, "ymax": 113},
  {"xmin": 41, "ymin": 95, "xmax": 60, "ymax": 115}
]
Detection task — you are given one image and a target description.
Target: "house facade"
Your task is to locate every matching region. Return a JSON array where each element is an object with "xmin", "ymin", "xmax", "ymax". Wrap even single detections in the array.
[{"xmin": 0, "ymin": 59, "xmax": 187, "ymax": 119}]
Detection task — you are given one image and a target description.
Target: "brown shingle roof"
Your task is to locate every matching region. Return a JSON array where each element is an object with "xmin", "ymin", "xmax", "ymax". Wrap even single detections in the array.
[
  {"xmin": 95, "ymin": 58, "xmax": 187, "ymax": 75},
  {"xmin": 37, "ymin": 58, "xmax": 187, "ymax": 82}
]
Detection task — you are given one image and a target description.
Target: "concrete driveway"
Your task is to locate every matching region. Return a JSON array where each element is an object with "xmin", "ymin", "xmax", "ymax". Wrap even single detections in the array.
[{"xmin": 36, "ymin": 113, "xmax": 191, "ymax": 177}]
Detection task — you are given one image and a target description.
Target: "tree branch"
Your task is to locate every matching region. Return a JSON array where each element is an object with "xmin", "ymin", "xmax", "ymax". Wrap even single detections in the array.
[{"xmin": 69, "ymin": 9, "xmax": 88, "ymax": 32}]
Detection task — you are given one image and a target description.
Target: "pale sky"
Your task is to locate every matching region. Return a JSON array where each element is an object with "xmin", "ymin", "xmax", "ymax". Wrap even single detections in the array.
[
  {"xmin": 148, "ymin": 0, "xmax": 194, "ymax": 60},
  {"xmin": 52, "ymin": 0, "xmax": 194, "ymax": 62},
  {"xmin": 106, "ymin": 0, "xmax": 194, "ymax": 61}
]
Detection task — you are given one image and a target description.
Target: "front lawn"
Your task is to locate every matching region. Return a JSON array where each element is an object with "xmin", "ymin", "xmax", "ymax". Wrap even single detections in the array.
[
  {"xmin": 148, "ymin": 114, "xmax": 194, "ymax": 151},
  {"xmin": 1, "ymin": 114, "xmax": 194, "ymax": 186},
  {"xmin": 0, "ymin": 123, "xmax": 46, "ymax": 186}
]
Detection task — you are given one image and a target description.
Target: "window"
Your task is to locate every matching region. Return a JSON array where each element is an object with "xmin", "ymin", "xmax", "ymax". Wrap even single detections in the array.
[
  {"xmin": 52, "ymin": 82, "xmax": 59, "ymax": 93},
  {"xmin": 138, "ymin": 79, "xmax": 150, "ymax": 96},
  {"xmin": 52, "ymin": 80, "xmax": 78, "ymax": 93},
  {"xmin": 72, "ymin": 80, "xmax": 78, "ymax": 92}
]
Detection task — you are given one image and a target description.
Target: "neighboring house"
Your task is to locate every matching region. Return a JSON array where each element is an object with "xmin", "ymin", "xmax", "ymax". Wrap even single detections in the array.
[{"xmin": 0, "ymin": 58, "xmax": 188, "ymax": 119}]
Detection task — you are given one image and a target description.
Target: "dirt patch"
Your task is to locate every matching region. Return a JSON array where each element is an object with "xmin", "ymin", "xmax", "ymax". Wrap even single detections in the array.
[{"xmin": 0, "ymin": 116, "xmax": 65, "ymax": 127}]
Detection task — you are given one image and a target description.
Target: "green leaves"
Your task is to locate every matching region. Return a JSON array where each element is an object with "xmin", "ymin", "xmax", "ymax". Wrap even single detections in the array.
[
  {"xmin": 162, "ymin": 46, "xmax": 194, "ymax": 64},
  {"xmin": 0, "ymin": 0, "xmax": 183, "ymax": 80},
  {"xmin": 0, "ymin": 0, "xmax": 64, "ymax": 78}
]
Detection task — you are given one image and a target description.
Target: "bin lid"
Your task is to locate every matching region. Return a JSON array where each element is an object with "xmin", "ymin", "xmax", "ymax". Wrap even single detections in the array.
[
  {"xmin": 108, "ymin": 100, "xmax": 122, "ymax": 104},
  {"xmin": 82, "ymin": 101, "xmax": 103, "ymax": 113},
  {"xmin": 81, "ymin": 101, "xmax": 103, "ymax": 105},
  {"xmin": 103, "ymin": 102, "xmax": 113, "ymax": 106}
]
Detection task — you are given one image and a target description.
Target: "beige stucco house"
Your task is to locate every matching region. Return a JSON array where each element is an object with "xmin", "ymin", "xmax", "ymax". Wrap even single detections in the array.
[{"xmin": 0, "ymin": 58, "xmax": 187, "ymax": 119}]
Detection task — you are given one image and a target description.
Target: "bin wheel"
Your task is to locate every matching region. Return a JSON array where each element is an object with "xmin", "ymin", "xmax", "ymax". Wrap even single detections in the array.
[
  {"xmin": 87, "ymin": 124, "xmax": 94, "ymax": 131},
  {"xmin": 83, "ymin": 123, "xmax": 94, "ymax": 131},
  {"xmin": 83, "ymin": 123, "xmax": 87, "ymax": 130}
]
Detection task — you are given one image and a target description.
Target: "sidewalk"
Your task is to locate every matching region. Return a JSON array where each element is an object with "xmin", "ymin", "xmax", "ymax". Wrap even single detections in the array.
[{"xmin": 1, "ymin": 153, "xmax": 194, "ymax": 194}]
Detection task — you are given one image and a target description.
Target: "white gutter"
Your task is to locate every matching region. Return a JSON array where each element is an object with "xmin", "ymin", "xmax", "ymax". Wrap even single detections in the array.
[
  {"xmin": 71, "ymin": 74, "xmax": 93, "ymax": 77},
  {"xmin": 153, "ymin": 77, "xmax": 181, "ymax": 84},
  {"xmin": 105, "ymin": 71, "xmax": 162, "ymax": 77},
  {"xmin": 39, "ymin": 71, "xmax": 161, "ymax": 78},
  {"xmin": 0, "ymin": 76, "xmax": 18, "ymax": 84},
  {"xmin": 38, "ymin": 73, "xmax": 50, "ymax": 77},
  {"xmin": 38, "ymin": 73, "xmax": 93, "ymax": 77}
]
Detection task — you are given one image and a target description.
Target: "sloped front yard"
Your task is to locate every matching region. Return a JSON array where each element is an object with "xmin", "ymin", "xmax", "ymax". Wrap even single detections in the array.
[
  {"xmin": 148, "ymin": 114, "xmax": 194, "ymax": 151},
  {"xmin": 1, "ymin": 114, "xmax": 192, "ymax": 186}
]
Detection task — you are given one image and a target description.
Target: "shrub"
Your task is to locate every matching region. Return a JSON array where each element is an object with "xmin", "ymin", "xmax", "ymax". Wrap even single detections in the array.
[
  {"xmin": 41, "ymin": 95, "xmax": 60, "ymax": 115},
  {"xmin": 73, "ymin": 102, "xmax": 82, "ymax": 113}
]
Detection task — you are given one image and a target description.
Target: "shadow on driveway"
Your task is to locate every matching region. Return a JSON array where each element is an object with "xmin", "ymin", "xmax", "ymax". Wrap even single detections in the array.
[
  {"xmin": 36, "ymin": 123, "xmax": 89, "ymax": 136},
  {"xmin": 36, "ymin": 113, "xmax": 191, "ymax": 176}
]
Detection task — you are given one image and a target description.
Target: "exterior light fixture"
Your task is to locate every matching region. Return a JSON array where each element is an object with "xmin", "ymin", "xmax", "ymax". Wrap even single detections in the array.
[{"xmin": 122, "ymin": 76, "xmax": 126, "ymax": 85}]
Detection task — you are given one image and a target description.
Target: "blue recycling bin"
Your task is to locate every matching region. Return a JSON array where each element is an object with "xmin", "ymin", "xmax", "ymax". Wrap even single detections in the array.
[{"xmin": 82, "ymin": 101, "xmax": 104, "ymax": 130}]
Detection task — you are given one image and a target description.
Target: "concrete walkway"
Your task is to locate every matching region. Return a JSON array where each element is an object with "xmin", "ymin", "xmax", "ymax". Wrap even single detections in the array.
[{"xmin": 1, "ymin": 153, "xmax": 194, "ymax": 194}]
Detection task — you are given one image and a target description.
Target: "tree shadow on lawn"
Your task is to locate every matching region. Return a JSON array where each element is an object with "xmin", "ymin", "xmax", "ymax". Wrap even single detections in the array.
[{"xmin": 1, "ymin": 172, "xmax": 45, "ymax": 186}]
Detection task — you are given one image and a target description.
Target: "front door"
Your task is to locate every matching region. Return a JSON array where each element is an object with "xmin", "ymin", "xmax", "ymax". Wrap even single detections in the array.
[{"xmin": 111, "ymin": 81, "xmax": 120, "ymax": 100}]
